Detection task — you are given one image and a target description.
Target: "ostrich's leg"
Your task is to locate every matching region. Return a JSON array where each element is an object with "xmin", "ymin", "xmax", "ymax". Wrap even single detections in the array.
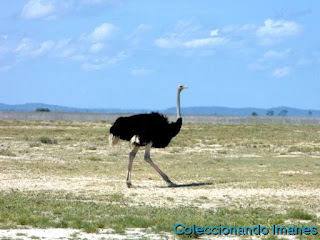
[
  {"xmin": 144, "ymin": 143, "xmax": 176, "ymax": 187},
  {"xmin": 126, "ymin": 145, "xmax": 139, "ymax": 188}
]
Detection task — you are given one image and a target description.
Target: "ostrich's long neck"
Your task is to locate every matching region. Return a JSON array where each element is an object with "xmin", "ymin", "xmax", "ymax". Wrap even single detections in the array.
[{"xmin": 176, "ymin": 89, "xmax": 182, "ymax": 119}]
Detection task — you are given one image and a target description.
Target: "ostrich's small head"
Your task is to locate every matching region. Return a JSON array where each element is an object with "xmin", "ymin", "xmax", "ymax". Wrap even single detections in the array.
[{"xmin": 178, "ymin": 85, "xmax": 188, "ymax": 91}]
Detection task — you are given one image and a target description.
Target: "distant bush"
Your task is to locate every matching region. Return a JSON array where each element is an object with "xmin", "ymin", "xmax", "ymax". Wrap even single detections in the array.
[
  {"xmin": 266, "ymin": 110, "xmax": 274, "ymax": 116},
  {"xmin": 278, "ymin": 109, "xmax": 288, "ymax": 116},
  {"xmin": 36, "ymin": 108, "xmax": 50, "ymax": 112},
  {"xmin": 39, "ymin": 136, "xmax": 57, "ymax": 144},
  {"xmin": 252, "ymin": 112, "xmax": 258, "ymax": 116}
]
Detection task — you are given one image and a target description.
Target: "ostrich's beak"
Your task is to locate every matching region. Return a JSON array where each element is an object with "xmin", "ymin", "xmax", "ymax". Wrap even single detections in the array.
[{"xmin": 182, "ymin": 86, "xmax": 188, "ymax": 89}]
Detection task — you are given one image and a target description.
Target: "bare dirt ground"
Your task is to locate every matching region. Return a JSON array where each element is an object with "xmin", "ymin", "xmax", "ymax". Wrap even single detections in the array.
[
  {"xmin": 1, "ymin": 172, "xmax": 319, "ymax": 210},
  {"xmin": 1, "ymin": 228, "xmax": 299, "ymax": 240},
  {"xmin": 0, "ymin": 228, "xmax": 178, "ymax": 240}
]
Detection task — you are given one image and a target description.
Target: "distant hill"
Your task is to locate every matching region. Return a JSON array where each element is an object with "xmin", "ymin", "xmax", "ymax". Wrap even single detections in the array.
[
  {"xmin": 0, "ymin": 103, "xmax": 319, "ymax": 117},
  {"xmin": 0, "ymin": 103, "xmax": 148, "ymax": 114}
]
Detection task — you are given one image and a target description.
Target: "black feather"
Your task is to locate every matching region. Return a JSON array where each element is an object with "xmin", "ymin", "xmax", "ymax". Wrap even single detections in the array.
[{"xmin": 109, "ymin": 112, "xmax": 182, "ymax": 148}]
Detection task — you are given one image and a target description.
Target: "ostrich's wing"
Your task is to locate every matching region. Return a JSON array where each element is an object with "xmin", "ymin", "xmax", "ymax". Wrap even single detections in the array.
[{"xmin": 109, "ymin": 112, "xmax": 169, "ymax": 144}]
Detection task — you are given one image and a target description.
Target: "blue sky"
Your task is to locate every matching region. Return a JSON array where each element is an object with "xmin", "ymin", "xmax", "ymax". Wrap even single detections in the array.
[{"xmin": 0, "ymin": 0, "xmax": 319, "ymax": 110}]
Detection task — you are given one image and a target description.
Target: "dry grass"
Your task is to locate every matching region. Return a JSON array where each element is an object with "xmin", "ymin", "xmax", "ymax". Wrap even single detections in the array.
[{"xmin": 0, "ymin": 120, "xmax": 319, "ymax": 238}]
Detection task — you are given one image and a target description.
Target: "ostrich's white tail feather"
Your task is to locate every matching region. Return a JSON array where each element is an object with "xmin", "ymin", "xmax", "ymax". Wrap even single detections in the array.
[
  {"xmin": 130, "ymin": 135, "xmax": 140, "ymax": 145},
  {"xmin": 109, "ymin": 134, "xmax": 120, "ymax": 147}
]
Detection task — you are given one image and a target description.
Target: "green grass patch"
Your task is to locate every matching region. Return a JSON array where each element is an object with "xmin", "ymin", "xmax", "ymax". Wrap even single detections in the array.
[
  {"xmin": 288, "ymin": 146, "xmax": 320, "ymax": 153},
  {"xmin": 88, "ymin": 156, "xmax": 102, "ymax": 161},
  {"xmin": 286, "ymin": 209, "xmax": 315, "ymax": 221}
]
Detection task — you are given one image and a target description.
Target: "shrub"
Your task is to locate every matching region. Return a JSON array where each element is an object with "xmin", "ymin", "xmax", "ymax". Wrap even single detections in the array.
[
  {"xmin": 35, "ymin": 108, "xmax": 50, "ymax": 112},
  {"xmin": 39, "ymin": 136, "xmax": 57, "ymax": 144}
]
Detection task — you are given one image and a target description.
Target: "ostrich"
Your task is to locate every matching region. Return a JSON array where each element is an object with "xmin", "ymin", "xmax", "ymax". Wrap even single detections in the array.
[{"xmin": 109, "ymin": 85, "xmax": 187, "ymax": 187}]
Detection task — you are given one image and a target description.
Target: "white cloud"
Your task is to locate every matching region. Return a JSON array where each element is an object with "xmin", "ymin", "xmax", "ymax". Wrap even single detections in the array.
[
  {"xmin": 210, "ymin": 29, "xmax": 219, "ymax": 36},
  {"xmin": 89, "ymin": 23, "xmax": 115, "ymax": 42},
  {"xmin": 21, "ymin": 0, "xmax": 123, "ymax": 20},
  {"xmin": 154, "ymin": 20, "xmax": 228, "ymax": 50},
  {"xmin": 136, "ymin": 24, "xmax": 152, "ymax": 31},
  {"xmin": 257, "ymin": 19, "xmax": 301, "ymax": 45},
  {"xmin": 131, "ymin": 67, "xmax": 152, "ymax": 76},
  {"xmin": 34, "ymin": 40, "xmax": 55, "ymax": 56},
  {"xmin": 222, "ymin": 24, "xmax": 257, "ymax": 36},
  {"xmin": 184, "ymin": 37, "xmax": 227, "ymax": 48},
  {"xmin": 82, "ymin": 62, "xmax": 104, "ymax": 71},
  {"xmin": 107, "ymin": 51, "xmax": 128, "ymax": 64},
  {"xmin": 273, "ymin": 66, "xmax": 291, "ymax": 78},
  {"xmin": 55, "ymin": 47, "xmax": 75, "ymax": 58},
  {"xmin": 80, "ymin": 0, "xmax": 123, "ymax": 6},
  {"xmin": 21, "ymin": 0, "xmax": 55, "ymax": 20},
  {"xmin": 89, "ymin": 43, "xmax": 104, "ymax": 53},
  {"xmin": 263, "ymin": 49, "xmax": 291, "ymax": 59},
  {"xmin": 7, "ymin": 20, "xmax": 127, "ymax": 72},
  {"xmin": 172, "ymin": 20, "xmax": 202, "ymax": 37},
  {"xmin": 15, "ymin": 38, "xmax": 33, "ymax": 54},
  {"xmin": 52, "ymin": 39, "xmax": 76, "ymax": 59},
  {"xmin": 154, "ymin": 20, "xmax": 201, "ymax": 48},
  {"xmin": 81, "ymin": 0, "xmax": 108, "ymax": 4},
  {"xmin": 258, "ymin": 19, "xmax": 301, "ymax": 36},
  {"xmin": 154, "ymin": 37, "xmax": 227, "ymax": 49},
  {"xmin": 127, "ymin": 24, "xmax": 152, "ymax": 46},
  {"xmin": 55, "ymin": 39, "xmax": 72, "ymax": 49},
  {"xmin": 223, "ymin": 20, "xmax": 302, "ymax": 47},
  {"xmin": 10, "ymin": 22, "xmax": 123, "ymax": 71},
  {"xmin": 82, "ymin": 51, "xmax": 128, "ymax": 71},
  {"xmin": 154, "ymin": 38, "xmax": 180, "ymax": 49},
  {"xmin": 15, "ymin": 38, "xmax": 54, "ymax": 57}
]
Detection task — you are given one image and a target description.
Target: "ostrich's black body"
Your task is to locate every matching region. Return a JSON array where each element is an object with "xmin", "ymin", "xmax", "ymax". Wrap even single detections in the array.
[{"xmin": 110, "ymin": 112, "xmax": 182, "ymax": 148}]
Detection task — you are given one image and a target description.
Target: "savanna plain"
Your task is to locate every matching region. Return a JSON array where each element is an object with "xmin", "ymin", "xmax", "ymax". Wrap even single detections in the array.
[{"xmin": 0, "ymin": 120, "xmax": 319, "ymax": 239}]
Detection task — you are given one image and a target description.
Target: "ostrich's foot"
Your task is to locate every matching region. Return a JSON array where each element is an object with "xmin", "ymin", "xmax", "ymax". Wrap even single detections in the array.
[
  {"xmin": 126, "ymin": 181, "xmax": 132, "ymax": 188},
  {"xmin": 167, "ymin": 181, "xmax": 177, "ymax": 187}
]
